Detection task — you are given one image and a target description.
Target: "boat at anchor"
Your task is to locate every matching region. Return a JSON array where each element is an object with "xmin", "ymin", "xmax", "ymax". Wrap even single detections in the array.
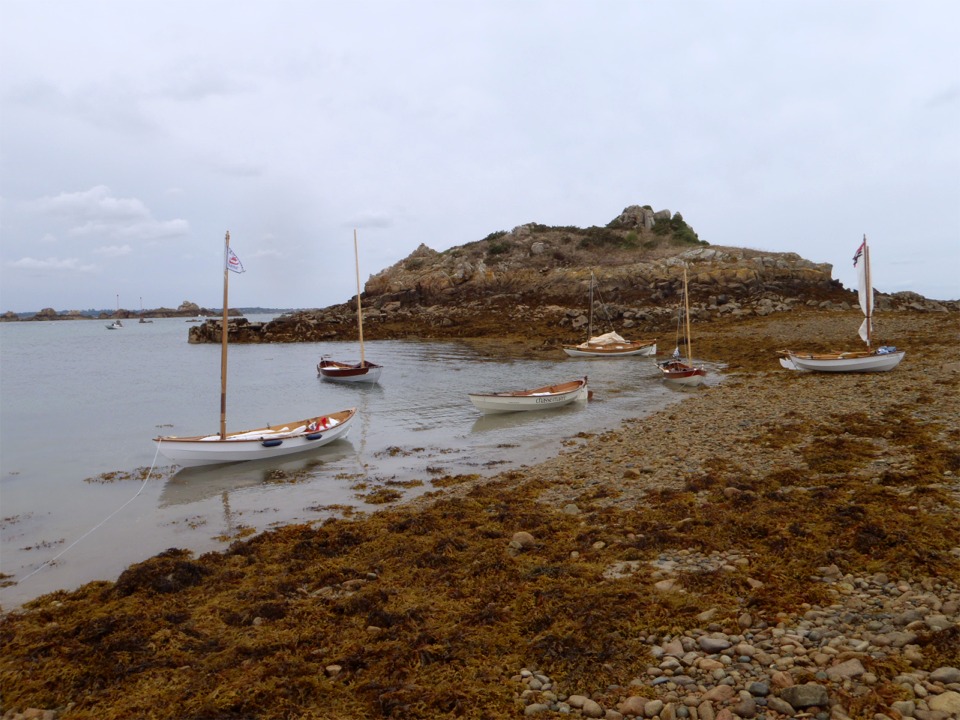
[
  {"xmin": 318, "ymin": 230, "xmax": 383, "ymax": 383},
  {"xmin": 657, "ymin": 266, "xmax": 707, "ymax": 386},
  {"xmin": 563, "ymin": 272, "xmax": 656, "ymax": 357},
  {"xmin": 155, "ymin": 231, "xmax": 356, "ymax": 466},
  {"xmin": 468, "ymin": 376, "xmax": 589, "ymax": 414}
]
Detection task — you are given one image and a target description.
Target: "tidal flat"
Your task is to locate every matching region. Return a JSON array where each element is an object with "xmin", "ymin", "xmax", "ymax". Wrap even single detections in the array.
[{"xmin": 1, "ymin": 309, "xmax": 958, "ymax": 720}]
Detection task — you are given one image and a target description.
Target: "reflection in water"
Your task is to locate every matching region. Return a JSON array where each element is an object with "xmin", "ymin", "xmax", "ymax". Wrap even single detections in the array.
[
  {"xmin": 159, "ymin": 443, "xmax": 356, "ymax": 507},
  {"xmin": 1, "ymin": 327, "xmax": 723, "ymax": 610},
  {"xmin": 469, "ymin": 401, "xmax": 589, "ymax": 434}
]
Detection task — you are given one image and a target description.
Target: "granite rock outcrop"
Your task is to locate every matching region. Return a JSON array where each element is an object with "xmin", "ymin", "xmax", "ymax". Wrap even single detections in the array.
[{"xmin": 187, "ymin": 206, "xmax": 957, "ymax": 344}]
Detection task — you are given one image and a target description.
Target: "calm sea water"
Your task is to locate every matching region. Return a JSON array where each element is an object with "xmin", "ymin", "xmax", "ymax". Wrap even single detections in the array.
[{"xmin": 0, "ymin": 316, "xmax": 717, "ymax": 610}]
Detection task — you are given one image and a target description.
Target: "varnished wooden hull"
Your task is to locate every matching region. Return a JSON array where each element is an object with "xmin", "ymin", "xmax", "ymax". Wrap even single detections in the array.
[
  {"xmin": 657, "ymin": 360, "xmax": 707, "ymax": 386},
  {"xmin": 317, "ymin": 359, "xmax": 383, "ymax": 383},
  {"xmin": 563, "ymin": 341, "xmax": 656, "ymax": 357}
]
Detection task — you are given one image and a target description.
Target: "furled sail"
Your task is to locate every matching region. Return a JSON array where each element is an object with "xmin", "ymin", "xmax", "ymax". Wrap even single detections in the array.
[
  {"xmin": 854, "ymin": 237, "xmax": 872, "ymax": 345},
  {"xmin": 584, "ymin": 331, "xmax": 627, "ymax": 346}
]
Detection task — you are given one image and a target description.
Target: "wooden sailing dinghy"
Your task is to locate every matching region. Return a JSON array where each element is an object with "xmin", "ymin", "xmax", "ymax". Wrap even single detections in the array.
[
  {"xmin": 657, "ymin": 266, "xmax": 707, "ymax": 386},
  {"xmin": 468, "ymin": 377, "xmax": 589, "ymax": 414},
  {"xmin": 779, "ymin": 235, "xmax": 905, "ymax": 373},
  {"xmin": 155, "ymin": 409, "xmax": 356, "ymax": 466},
  {"xmin": 318, "ymin": 229, "xmax": 383, "ymax": 383},
  {"xmin": 563, "ymin": 272, "xmax": 656, "ymax": 357},
  {"xmin": 155, "ymin": 231, "xmax": 356, "ymax": 466}
]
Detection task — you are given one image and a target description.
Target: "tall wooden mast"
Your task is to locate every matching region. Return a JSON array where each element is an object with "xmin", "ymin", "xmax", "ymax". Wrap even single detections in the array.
[
  {"xmin": 354, "ymin": 229, "xmax": 365, "ymax": 365},
  {"xmin": 220, "ymin": 231, "xmax": 230, "ymax": 440},
  {"xmin": 588, "ymin": 272, "xmax": 595, "ymax": 339},
  {"xmin": 863, "ymin": 234, "xmax": 872, "ymax": 348},
  {"xmin": 683, "ymin": 267, "xmax": 693, "ymax": 362}
]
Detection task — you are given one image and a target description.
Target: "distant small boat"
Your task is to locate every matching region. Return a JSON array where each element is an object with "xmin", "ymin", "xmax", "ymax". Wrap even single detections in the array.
[
  {"xmin": 563, "ymin": 273, "xmax": 655, "ymax": 357},
  {"xmin": 318, "ymin": 230, "xmax": 382, "ymax": 383},
  {"xmin": 778, "ymin": 235, "xmax": 905, "ymax": 373},
  {"xmin": 106, "ymin": 293, "xmax": 123, "ymax": 329},
  {"xmin": 657, "ymin": 267, "xmax": 707, "ymax": 386},
  {"xmin": 468, "ymin": 376, "xmax": 589, "ymax": 414},
  {"xmin": 138, "ymin": 296, "xmax": 153, "ymax": 323}
]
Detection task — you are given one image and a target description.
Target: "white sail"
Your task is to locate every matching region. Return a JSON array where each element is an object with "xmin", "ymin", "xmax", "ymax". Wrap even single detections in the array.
[{"xmin": 855, "ymin": 237, "xmax": 871, "ymax": 345}]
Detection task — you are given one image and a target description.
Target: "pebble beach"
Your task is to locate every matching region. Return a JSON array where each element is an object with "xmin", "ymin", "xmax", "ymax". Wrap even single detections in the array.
[{"xmin": 2, "ymin": 308, "xmax": 958, "ymax": 720}]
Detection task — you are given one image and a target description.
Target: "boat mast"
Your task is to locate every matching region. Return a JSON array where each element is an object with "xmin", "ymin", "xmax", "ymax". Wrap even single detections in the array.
[
  {"xmin": 683, "ymin": 267, "xmax": 693, "ymax": 362},
  {"xmin": 588, "ymin": 272, "xmax": 594, "ymax": 338},
  {"xmin": 863, "ymin": 234, "xmax": 872, "ymax": 348},
  {"xmin": 354, "ymin": 229, "xmax": 365, "ymax": 365},
  {"xmin": 220, "ymin": 231, "xmax": 230, "ymax": 440}
]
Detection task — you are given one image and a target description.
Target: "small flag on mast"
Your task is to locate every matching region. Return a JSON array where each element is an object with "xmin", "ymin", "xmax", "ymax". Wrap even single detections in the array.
[
  {"xmin": 226, "ymin": 247, "xmax": 245, "ymax": 273},
  {"xmin": 852, "ymin": 240, "xmax": 865, "ymax": 267}
]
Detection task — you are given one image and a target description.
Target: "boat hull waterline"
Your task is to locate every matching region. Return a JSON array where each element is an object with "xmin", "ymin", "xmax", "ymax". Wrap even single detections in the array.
[
  {"xmin": 659, "ymin": 266, "xmax": 708, "ymax": 387},
  {"xmin": 318, "ymin": 359, "xmax": 383, "ymax": 383},
  {"xmin": 317, "ymin": 230, "xmax": 382, "ymax": 384},
  {"xmin": 565, "ymin": 273, "xmax": 655, "ymax": 358},
  {"xmin": 778, "ymin": 237, "xmax": 905, "ymax": 373},
  {"xmin": 779, "ymin": 350, "xmax": 905, "ymax": 373},
  {"xmin": 563, "ymin": 341, "xmax": 656, "ymax": 358},
  {"xmin": 657, "ymin": 360, "xmax": 708, "ymax": 386},
  {"xmin": 155, "ymin": 408, "xmax": 357, "ymax": 466},
  {"xmin": 468, "ymin": 377, "xmax": 589, "ymax": 414}
]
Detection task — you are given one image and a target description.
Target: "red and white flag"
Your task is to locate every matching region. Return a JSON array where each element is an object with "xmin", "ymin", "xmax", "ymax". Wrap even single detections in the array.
[
  {"xmin": 852, "ymin": 240, "xmax": 865, "ymax": 267},
  {"xmin": 225, "ymin": 247, "xmax": 245, "ymax": 273}
]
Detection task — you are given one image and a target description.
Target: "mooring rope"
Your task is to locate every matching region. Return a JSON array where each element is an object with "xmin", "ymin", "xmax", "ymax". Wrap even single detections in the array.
[{"xmin": 16, "ymin": 441, "xmax": 164, "ymax": 585}]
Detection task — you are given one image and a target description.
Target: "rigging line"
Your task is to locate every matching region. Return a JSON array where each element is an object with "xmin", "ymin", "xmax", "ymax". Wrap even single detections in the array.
[
  {"xmin": 16, "ymin": 441, "xmax": 165, "ymax": 586},
  {"xmin": 592, "ymin": 280, "xmax": 616, "ymax": 331}
]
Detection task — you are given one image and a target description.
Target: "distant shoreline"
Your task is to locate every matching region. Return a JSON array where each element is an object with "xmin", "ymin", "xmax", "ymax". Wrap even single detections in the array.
[{"xmin": 0, "ymin": 307, "xmax": 290, "ymax": 322}]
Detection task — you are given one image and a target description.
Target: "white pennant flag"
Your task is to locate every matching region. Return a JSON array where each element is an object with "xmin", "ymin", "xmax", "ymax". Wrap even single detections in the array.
[{"xmin": 225, "ymin": 247, "xmax": 245, "ymax": 273}]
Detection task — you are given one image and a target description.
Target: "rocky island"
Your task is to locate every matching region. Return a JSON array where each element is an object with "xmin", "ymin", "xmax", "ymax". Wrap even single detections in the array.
[
  {"xmin": 185, "ymin": 206, "xmax": 954, "ymax": 347},
  {"xmin": 1, "ymin": 206, "xmax": 957, "ymax": 720}
]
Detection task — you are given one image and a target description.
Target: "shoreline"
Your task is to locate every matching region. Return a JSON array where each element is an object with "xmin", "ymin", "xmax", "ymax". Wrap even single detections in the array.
[
  {"xmin": 0, "ymin": 334, "xmax": 696, "ymax": 614},
  {"xmin": 2, "ymin": 309, "xmax": 958, "ymax": 719}
]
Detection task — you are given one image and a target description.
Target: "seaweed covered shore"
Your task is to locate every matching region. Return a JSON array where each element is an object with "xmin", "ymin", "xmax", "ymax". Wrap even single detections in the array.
[{"xmin": 2, "ymin": 309, "xmax": 959, "ymax": 720}]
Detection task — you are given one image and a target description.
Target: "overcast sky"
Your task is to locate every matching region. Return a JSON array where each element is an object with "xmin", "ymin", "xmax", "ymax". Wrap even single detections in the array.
[{"xmin": 1, "ymin": 1, "xmax": 957, "ymax": 313}]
